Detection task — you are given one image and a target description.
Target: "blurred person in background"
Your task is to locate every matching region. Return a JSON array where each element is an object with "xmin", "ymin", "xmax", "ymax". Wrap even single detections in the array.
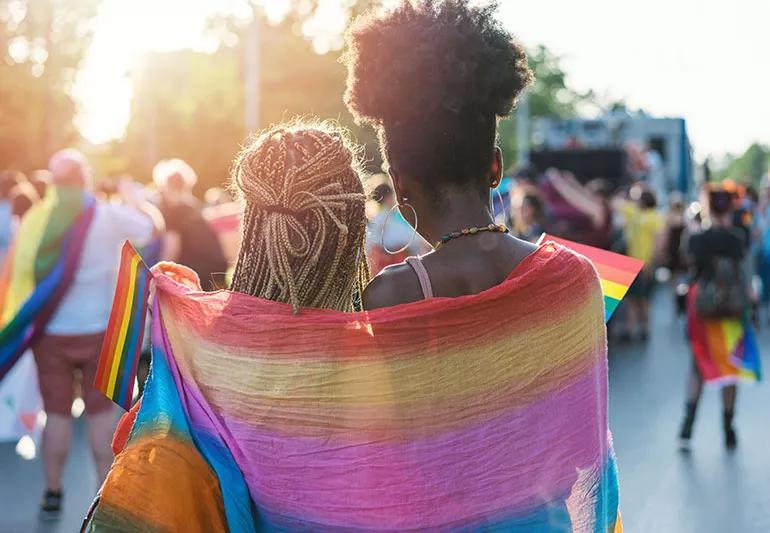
[
  {"xmin": 153, "ymin": 159, "xmax": 228, "ymax": 290},
  {"xmin": 545, "ymin": 169, "xmax": 615, "ymax": 249},
  {"xmin": 758, "ymin": 180, "xmax": 770, "ymax": 320},
  {"xmin": 366, "ymin": 175, "xmax": 430, "ymax": 275},
  {"xmin": 203, "ymin": 186, "xmax": 233, "ymax": 207},
  {"xmin": 643, "ymin": 143, "xmax": 667, "ymax": 205},
  {"xmin": 618, "ymin": 184, "xmax": 665, "ymax": 341},
  {"xmin": 679, "ymin": 186, "xmax": 749, "ymax": 450},
  {"xmin": 511, "ymin": 187, "xmax": 546, "ymax": 243},
  {"xmin": 661, "ymin": 193, "xmax": 689, "ymax": 316},
  {"xmin": 202, "ymin": 185, "xmax": 241, "ymax": 267},
  {"xmin": 0, "ymin": 150, "xmax": 159, "ymax": 520},
  {"xmin": 0, "ymin": 171, "xmax": 22, "ymax": 262},
  {"xmin": 29, "ymin": 169, "xmax": 51, "ymax": 200},
  {"xmin": 10, "ymin": 176, "xmax": 39, "ymax": 219}
]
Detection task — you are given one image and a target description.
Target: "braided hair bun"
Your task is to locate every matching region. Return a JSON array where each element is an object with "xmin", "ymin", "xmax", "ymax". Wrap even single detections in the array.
[{"xmin": 230, "ymin": 120, "xmax": 369, "ymax": 312}]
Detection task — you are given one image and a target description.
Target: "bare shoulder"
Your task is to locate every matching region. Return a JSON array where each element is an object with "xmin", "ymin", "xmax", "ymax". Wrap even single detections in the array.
[{"xmin": 362, "ymin": 262, "xmax": 424, "ymax": 311}]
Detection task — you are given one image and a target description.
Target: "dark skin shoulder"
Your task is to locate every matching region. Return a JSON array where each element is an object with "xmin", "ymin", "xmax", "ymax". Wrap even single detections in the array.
[{"xmin": 363, "ymin": 234, "xmax": 538, "ymax": 310}]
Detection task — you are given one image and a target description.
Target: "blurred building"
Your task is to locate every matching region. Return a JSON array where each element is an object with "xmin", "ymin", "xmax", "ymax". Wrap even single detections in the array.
[{"xmin": 532, "ymin": 111, "xmax": 694, "ymax": 198}]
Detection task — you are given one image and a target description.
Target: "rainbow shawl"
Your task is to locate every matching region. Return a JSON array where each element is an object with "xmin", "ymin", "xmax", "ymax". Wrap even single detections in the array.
[
  {"xmin": 687, "ymin": 287, "xmax": 761, "ymax": 384},
  {"xmin": 92, "ymin": 243, "xmax": 621, "ymax": 532},
  {"xmin": 0, "ymin": 187, "xmax": 95, "ymax": 380}
]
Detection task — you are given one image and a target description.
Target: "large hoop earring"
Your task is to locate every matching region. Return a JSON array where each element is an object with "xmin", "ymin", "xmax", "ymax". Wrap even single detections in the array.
[
  {"xmin": 382, "ymin": 200, "xmax": 418, "ymax": 255},
  {"xmin": 490, "ymin": 185, "xmax": 505, "ymax": 222}
]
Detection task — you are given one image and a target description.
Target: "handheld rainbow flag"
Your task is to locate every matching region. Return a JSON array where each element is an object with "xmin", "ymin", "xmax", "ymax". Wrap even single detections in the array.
[
  {"xmin": 538, "ymin": 234, "xmax": 644, "ymax": 322},
  {"xmin": 94, "ymin": 241, "xmax": 152, "ymax": 410}
]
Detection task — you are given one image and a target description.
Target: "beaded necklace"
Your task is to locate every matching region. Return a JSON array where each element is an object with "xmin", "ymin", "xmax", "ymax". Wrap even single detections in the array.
[{"xmin": 434, "ymin": 223, "xmax": 509, "ymax": 250}]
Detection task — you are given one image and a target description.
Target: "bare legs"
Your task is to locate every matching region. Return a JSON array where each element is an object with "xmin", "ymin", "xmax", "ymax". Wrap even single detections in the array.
[
  {"xmin": 87, "ymin": 408, "xmax": 118, "ymax": 482},
  {"xmin": 42, "ymin": 408, "xmax": 116, "ymax": 492},
  {"xmin": 680, "ymin": 366, "xmax": 738, "ymax": 449},
  {"xmin": 41, "ymin": 414, "xmax": 72, "ymax": 492}
]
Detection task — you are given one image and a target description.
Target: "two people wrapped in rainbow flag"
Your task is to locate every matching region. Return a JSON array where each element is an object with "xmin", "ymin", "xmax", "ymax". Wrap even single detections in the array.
[{"xmin": 88, "ymin": 3, "xmax": 622, "ymax": 531}]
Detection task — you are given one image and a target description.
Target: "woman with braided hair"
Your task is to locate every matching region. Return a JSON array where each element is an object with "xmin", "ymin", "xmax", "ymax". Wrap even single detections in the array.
[
  {"xmin": 229, "ymin": 120, "xmax": 369, "ymax": 311},
  {"xmin": 105, "ymin": 118, "xmax": 370, "ymax": 461}
]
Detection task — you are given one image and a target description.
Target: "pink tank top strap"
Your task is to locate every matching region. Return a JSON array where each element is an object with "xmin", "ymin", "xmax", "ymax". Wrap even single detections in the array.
[{"xmin": 405, "ymin": 256, "xmax": 434, "ymax": 300}]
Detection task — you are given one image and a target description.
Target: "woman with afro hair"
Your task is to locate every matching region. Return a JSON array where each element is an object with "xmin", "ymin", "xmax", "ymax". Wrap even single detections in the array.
[
  {"xmin": 343, "ymin": 0, "xmax": 540, "ymax": 306},
  {"xmin": 344, "ymin": 2, "xmax": 621, "ymax": 532}
]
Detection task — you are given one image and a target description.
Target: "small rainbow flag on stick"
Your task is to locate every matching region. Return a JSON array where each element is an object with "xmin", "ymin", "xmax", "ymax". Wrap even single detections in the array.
[
  {"xmin": 538, "ymin": 234, "xmax": 644, "ymax": 323},
  {"xmin": 94, "ymin": 242, "xmax": 152, "ymax": 410}
]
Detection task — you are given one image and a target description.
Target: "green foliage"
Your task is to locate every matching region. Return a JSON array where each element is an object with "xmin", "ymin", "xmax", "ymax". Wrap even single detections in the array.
[
  {"xmin": 121, "ymin": 48, "xmax": 246, "ymax": 190},
  {"xmin": 119, "ymin": 15, "xmax": 378, "ymax": 193},
  {"xmin": 497, "ymin": 45, "xmax": 589, "ymax": 172},
  {"xmin": 715, "ymin": 143, "xmax": 770, "ymax": 186},
  {"xmin": 0, "ymin": 0, "xmax": 98, "ymax": 170}
]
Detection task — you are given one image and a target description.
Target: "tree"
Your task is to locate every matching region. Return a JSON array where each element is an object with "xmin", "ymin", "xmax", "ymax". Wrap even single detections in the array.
[
  {"xmin": 715, "ymin": 143, "xmax": 770, "ymax": 187},
  {"xmin": 119, "ymin": 17, "xmax": 378, "ymax": 193},
  {"xmin": 497, "ymin": 45, "xmax": 592, "ymax": 171},
  {"xmin": 116, "ymin": 4, "xmax": 591, "ymax": 191},
  {"xmin": 0, "ymin": 0, "xmax": 98, "ymax": 170}
]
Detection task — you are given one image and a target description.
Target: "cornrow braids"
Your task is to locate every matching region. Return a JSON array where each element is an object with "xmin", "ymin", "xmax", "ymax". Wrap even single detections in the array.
[{"xmin": 230, "ymin": 120, "xmax": 370, "ymax": 313}]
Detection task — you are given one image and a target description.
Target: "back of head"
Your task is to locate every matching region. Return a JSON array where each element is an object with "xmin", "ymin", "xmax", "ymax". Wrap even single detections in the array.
[
  {"xmin": 708, "ymin": 187, "xmax": 734, "ymax": 218},
  {"xmin": 639, "ymin": 190, "xmax": 657, "ymax": 210},
  {"xmin": 629, "ymin": 182, "xmax": 657, "ymax": 210},
  {"xmin": 153, "ymin": 159, "xmax": 198, "ymax": 195},
  {"xmin": 49, "ymin": 149, "xmax": 91, "ymax": 189},
  {"xmin": 229, "ymin": 120, "xmax": 369, "ymax": 312},
  {"xmin": 343, "ymin": 0, "xmax": 532, "ymax": 195}
]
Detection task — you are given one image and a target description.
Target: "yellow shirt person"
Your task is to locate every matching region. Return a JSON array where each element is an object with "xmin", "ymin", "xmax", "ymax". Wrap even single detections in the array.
[{"xmin": 621, "ymin": 201, "xmax": 664, "ymax": 269}]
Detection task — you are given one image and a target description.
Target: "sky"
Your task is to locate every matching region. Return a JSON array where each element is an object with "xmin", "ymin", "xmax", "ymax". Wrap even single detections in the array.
[{"xmin": 75, "ymin": 0, "xmax": 770, "ymax": 159}]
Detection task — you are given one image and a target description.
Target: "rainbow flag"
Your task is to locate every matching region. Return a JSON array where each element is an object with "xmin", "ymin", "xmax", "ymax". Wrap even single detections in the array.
[
  {"xmin": 94, "ymin": 242, "xmax": 152, "ymax": 410},
  {"xmin": 91, "ymin": 243, "xmax": 621, "ymax": 532},
  {"xmin": 0, "ymin": 188, "xmax": 95, "ymax": 381},
  {"xmin": 687, "ymin": 287, "xmax": 761, "ymax": 384},
  {"xmin": 539, "ymin": 234, "xmax": 644, "ymax": 322}
]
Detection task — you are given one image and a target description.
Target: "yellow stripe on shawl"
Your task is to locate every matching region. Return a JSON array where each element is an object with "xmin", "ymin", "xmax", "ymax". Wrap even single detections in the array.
[{"xmin": 159, "ymin": 294, "xmax": 604, "ymax": 435}]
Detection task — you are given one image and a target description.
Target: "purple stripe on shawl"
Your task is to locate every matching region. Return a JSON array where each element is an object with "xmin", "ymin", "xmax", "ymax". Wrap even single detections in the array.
[{"xmin": 175, "ymin": 357, "xmax": 606, "ymax": 531}]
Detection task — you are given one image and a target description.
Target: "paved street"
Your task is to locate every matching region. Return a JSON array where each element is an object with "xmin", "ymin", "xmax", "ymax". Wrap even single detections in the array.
[
  {"xmin": 1, "ymin": 289, "xmax": 768, "ymax": 532},
  {"xmin": 608, "ymin": 291, "xmax": 770, "ymax": 532}
]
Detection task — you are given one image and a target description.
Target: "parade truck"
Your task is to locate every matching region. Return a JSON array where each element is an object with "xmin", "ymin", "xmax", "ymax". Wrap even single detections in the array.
[{"xmin": 531, "ymin": 111, "xmax": 695, "ymax": 200}]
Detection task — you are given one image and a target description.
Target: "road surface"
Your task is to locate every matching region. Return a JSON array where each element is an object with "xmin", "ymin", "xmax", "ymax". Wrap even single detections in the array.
[{"xmin": 1, "ymin": 289, "xmax": 768, "ymax": 532}]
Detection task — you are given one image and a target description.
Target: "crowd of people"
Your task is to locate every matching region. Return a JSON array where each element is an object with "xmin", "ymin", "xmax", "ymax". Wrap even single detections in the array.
[
  {"xmin": 0, "ymin": 0, "xmax": 765, "ymax": 531},
  {"xmin": 501, "ymin": 162, "xmax": 768, "ymax": 451},
  {"xmin": 503, "ymin": 164, "xmax": 770, "ymax": 334}
]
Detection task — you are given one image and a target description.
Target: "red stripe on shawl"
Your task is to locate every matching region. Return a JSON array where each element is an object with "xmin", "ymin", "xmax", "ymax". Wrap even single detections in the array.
[{"xmin": 158, "ymin": 244, "xmax": 600, "ymax": 360}]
